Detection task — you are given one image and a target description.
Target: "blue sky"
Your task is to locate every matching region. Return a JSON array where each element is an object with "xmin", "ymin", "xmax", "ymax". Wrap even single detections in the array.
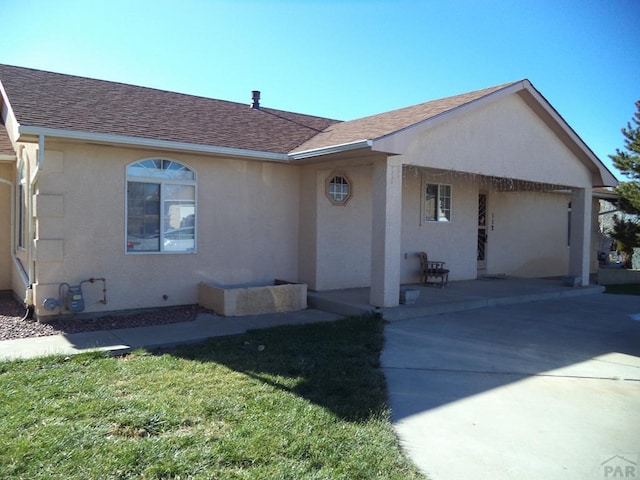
[{"xmin": 1, "ymin": 0, "xmax": 639, "ymax": 179}]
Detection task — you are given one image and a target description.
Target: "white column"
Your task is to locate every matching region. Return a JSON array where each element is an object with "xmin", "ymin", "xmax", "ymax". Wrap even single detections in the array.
[
  {"xmin": 569, "ymin": 186, "xmax": 592, "ymax": 286},
  {"xmin": 370, "ymin": 157, "xmax": 403, "ymax": 307}
]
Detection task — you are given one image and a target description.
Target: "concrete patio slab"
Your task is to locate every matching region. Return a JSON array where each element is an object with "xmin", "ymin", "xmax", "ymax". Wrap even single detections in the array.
[{"xmin": 308, "ymin": 277, "xmax": 605, "ymax": 321}]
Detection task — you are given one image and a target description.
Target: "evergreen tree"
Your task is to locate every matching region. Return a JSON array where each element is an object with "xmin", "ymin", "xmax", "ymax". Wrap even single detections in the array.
[
  {"xmin": 610, "ymin": 100, "xmax": 640, "ymax": 213},
  {"xmin": 608, "ymin": 100, "xmax": 640, "ymax": 265}
]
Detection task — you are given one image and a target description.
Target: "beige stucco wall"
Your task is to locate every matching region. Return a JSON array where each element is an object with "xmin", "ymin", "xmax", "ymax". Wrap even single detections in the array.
[
  {"xmin": 488, "ymin": 191, "xmax": 571, "ymax": 277},
  {"xmin": 304, "ymin": 164, "xmax": 374, "ymax": 291},
  {"xmin": 302, "ymin": 159, "xmax": 585, "ymax": 290},
  {"xmin": 400, "ymin": 172, "xmax": 586, "ymax": 281},
  {"xmin": 31, "ymin": 142, "xmax": 301, "ymax": 317},
  {"xmin": 400, "ymin": 169, "xmax": 479, "ymax": 283},
  {"xmin": 401, "ymin": 93, "xmax": 593, "ymax": 189},
  {"xmin": 0, "ymin": 162, "xmax": 12, "ymax": 290}
]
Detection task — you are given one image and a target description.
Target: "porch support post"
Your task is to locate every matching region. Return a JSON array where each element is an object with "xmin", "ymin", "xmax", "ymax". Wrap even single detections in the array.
[
  {"xmin": 370, "ymin": 156, "xmax": 403, "ymax": 307},
  {"xmin": 569, "ymin": 186, "xmax": 592, "ymax": 286}
]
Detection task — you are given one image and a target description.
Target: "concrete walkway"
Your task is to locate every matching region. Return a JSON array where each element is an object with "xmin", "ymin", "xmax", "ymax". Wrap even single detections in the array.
[
  {"xmin": 382, "ymin": 293, "xmax": 640, "ymax": 480},
  {"xmin": 0, "ymin": 309, "xmax": 341, "ymax": 361}
]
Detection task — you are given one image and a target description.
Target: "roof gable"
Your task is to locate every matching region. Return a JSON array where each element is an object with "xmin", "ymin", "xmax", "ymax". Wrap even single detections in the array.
[
  {"xmin": 291, "ymin": 82, "xmax": 518, "ymax": 154},
  {"xmin": 0, "ymin": 64, "xmax": 339, "ymax": 154}
]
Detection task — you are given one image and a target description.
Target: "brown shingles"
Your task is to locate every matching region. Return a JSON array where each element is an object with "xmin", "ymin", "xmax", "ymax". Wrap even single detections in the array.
[
  {"xmin": 0, "ymin": 64, "xmax": 340, "ymax": 154},
  {"xmin": 0, "ymin": 64, "xmax": 520, "ymax": 157}
]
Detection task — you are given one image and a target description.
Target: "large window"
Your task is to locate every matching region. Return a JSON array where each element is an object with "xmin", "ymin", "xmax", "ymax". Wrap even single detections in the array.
[
  {"xmin": 126, "ymin": 159, "xmax": 196, "ymax": 253},
  {"xmin": 424, "ymin": 183, "xmax": 451, "ymax": 222}
]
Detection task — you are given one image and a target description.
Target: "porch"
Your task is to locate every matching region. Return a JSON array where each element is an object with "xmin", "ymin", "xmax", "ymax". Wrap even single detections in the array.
[{"xmin": 308, "ymin": 276, "xmax": 604, "ymax": 322}]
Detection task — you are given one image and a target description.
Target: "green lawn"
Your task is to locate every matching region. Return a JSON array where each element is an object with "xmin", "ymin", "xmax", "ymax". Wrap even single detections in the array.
[
  {"xmin": 604, "ymin": 283, "xmax": 640, "ymax": 295},
  {"xmin": 0, "ymin": 316, "xmax": 424, "ymax": 480}
]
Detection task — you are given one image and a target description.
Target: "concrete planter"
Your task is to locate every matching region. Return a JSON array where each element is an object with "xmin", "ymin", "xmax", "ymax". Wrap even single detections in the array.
[
  {"xmin": 400, "ymin": 288, "xmax": 420, "ymax": 305},
  {"xmin": 198, "ymin": 281, "xmax": 307, "ymax": 317}
]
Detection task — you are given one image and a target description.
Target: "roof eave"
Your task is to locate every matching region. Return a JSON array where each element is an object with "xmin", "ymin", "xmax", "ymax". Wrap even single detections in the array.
[
  {"xmin": 17, "ymin": 126, "xmax": 291, "ymax": 162},
  {"xmin": 288, "ymin": 139, "xmax": 374, "ymax": 160}
]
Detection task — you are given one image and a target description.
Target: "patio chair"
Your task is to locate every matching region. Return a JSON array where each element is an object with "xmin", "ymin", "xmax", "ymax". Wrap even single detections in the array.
[{"xmin": 418, "ymin": 251, "xmax": 449, "ymax": 287}]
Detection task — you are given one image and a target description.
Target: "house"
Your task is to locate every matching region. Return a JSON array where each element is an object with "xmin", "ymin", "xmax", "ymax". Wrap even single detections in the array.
[{"xmin": 0, "ymin": 64, "xmax": 617, "ymax": 319}]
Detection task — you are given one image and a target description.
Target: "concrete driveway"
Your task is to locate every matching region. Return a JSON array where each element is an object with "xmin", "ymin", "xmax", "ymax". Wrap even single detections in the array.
[{"xmin": 382, "ymin": 293, "xmax": 640, "ymax": 480}]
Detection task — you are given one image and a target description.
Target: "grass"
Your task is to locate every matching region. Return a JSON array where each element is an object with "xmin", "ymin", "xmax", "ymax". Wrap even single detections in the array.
[
  {"xmin": 604, "ymin": 283, "xmax": 640, "ymax": 295},
  {"xmin": 0, "ymin": 315, "xmax": 424, "ymax": 480}
]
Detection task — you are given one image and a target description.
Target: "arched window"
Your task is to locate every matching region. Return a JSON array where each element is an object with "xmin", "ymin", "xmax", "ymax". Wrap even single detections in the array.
[{"xmin": 126, "ymin": 159, "xmax": 196, "ymax": 253}]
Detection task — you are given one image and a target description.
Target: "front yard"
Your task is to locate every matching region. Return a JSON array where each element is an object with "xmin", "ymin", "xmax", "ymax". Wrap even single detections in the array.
[{"xmin": 0, "ymin": 316, "xmax": 424, "ymax": 479}]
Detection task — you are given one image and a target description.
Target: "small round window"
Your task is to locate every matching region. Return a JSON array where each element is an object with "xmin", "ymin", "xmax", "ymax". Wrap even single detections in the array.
[{"xmin": 326, "ymin": 172, "xmax": 352, "ymax": 205}]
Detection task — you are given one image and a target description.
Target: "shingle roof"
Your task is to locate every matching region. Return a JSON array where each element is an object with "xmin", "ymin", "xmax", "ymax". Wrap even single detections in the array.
[
  {"xmin": 0, "ymin": 64, "xmax": 521, "ymax": 158},
  {"xmin": 0, "ymin": 122, "xmax": 14, "ymax": 156},
  {"xmin": 291, "ymin": 82, "xmax": 519, "ymax": 153},
  {"xmin": 0, "ymin": 64, "xmax": 340, "ymax": 154}
]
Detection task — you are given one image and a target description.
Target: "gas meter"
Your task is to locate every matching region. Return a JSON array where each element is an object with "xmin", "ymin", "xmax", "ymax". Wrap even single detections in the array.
[
  {"xmin": 64, "ymin": 285, "xmax": 85, "ymax": 313},
  {"xmin": 42, "ymin": 278, "xmax": 107, "ymax": 315}
]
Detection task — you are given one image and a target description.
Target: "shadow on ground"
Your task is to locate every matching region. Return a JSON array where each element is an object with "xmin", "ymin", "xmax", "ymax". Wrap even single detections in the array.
[
  {"xmin": 168, "ymin": 315, "xmax": 388, "ymax": 422},
  {"xmin": 381, "ymin": 293, "xmax": 640, "ymax": 421}
]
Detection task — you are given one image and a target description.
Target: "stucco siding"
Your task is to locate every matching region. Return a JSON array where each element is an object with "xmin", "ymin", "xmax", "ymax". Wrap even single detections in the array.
[
  {"xmin": 32, "ymin": 143, "xmax": 301, "ymax": 316},
  {"xmin": 400, "ymin": 168, "xmax": 479, "ymax": 283},
  {"xmin": 314, "ymin": 165, "xmax": 373, "ymax": 290},
  {"xmin": 401, "ymin": 94, "xmax": 592, "ymax": 188},
  {"xmin": 298, "ymin": 165, "xmax": 319, "ymax": 289},
  {"xmin": 488, "ymin": 191, "xmax": 571, "ymax": 277}
]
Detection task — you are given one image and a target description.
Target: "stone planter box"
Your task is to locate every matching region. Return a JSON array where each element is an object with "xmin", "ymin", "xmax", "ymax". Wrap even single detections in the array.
[{"xmin": 198, "ymin": 280, "xmax": 307, "ymax": 317}]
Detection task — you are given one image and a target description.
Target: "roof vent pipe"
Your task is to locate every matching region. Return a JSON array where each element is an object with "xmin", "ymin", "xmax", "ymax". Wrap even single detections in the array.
[{"xmin": 251, "ymin": 90, "xmax": 260, "ymax": 109}]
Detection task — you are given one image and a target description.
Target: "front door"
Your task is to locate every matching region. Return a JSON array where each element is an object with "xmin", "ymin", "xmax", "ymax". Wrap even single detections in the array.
[{"xmin": 477, "ymin": 193, "xmax": 488, "ymax": 275}]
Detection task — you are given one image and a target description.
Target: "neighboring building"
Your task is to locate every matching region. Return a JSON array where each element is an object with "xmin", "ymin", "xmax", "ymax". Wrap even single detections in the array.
[{"xmin": 0, "ymin": 65, "xmax": 617, "ymax": 318}]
